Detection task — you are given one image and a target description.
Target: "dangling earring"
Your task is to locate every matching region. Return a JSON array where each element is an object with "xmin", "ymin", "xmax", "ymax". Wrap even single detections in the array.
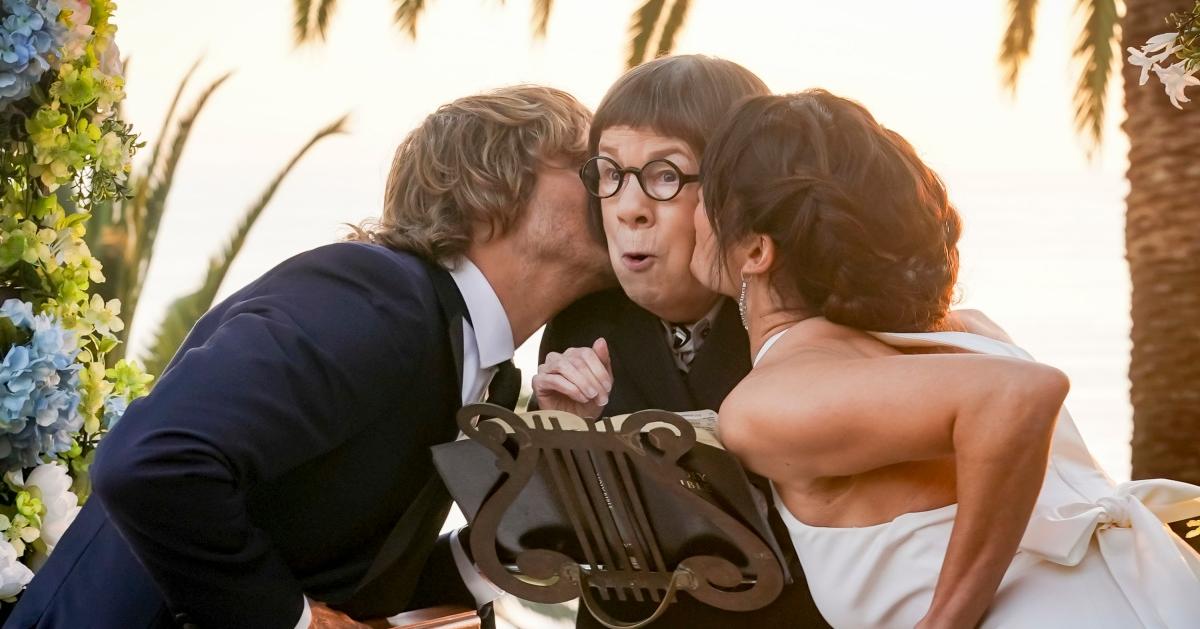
[{"xmin": 737, "ymin": 276, "xmax": 750, "ymax": 330}]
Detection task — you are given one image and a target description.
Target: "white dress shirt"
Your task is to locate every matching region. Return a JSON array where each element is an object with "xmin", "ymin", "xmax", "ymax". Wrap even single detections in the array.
[
  {"xmin": 444, "ymin": 258, "xmax": 514, "ymax": 607},
  {"xmin": 296, "ymin": 257, "xmax": 512, "ymax": 627},
  {"xmin": 449, "ymin": 257, "xmax": 516, "ymax": 405}
]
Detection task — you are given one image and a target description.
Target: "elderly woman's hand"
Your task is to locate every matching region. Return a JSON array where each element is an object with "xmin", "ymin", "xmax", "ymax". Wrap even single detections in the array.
[{"xmin": 533, "ymin": 338, "xmax": 613, "ymax": 419}]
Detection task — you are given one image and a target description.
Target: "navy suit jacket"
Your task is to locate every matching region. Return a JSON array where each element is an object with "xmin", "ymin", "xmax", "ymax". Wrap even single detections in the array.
[{"xmin": 5, "ymin": 242, "xmax": 474, "ymax": 629}]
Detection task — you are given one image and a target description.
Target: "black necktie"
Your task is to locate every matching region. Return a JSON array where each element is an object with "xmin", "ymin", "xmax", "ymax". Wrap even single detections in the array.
[{"xmin": 486, "ymin": 359, "xmax": 522, "ymax": 411}]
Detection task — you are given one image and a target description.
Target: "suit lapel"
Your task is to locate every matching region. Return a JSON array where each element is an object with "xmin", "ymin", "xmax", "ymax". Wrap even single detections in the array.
[
  {"xmin": 686, "ymin": 298, "xmax": 752, "ymax": 412},
  {"xmin": 425, "ymin": 261, "xmax": 469, "ymax": 396},
  {"xmin": 612, "ymin": 297, "xmax": 695, "ymax": 412},
  {"xmin": 337, "ymin": 258, "xmax": 465, "ymax": 615}
]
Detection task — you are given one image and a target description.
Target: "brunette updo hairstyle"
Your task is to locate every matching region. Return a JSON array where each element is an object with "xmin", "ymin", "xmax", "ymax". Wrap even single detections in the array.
[{"xmin": 701, "ymin": 90, "xmax": 961, "ymax": 331}]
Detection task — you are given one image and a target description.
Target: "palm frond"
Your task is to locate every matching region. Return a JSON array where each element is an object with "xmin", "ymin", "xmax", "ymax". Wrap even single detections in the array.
[
  {"xmin": 1072, "ymin": 0, "xmax": 1119, "ymax": 154},
  {"xmin": 85, "ymin": 60, "xmax": 204, "ymax": 359},
  {"xmin": 121, "ymin": 72, "xmax": 233, "ymax": 342},
  {"xmin": 294, "ymin": 0, "xmax": 315, "ymax": 43},
  {"xmin": 316, "ymin": 0, "xmax": 339, "ymax": 39},
  {"xmin": 655, "ymin": 0, "xmax": 691, "ymax": 58},
  {"xmin": 144, "ymin": 58, "xmax": 204, "ymax": 198},
  {"xmin": 139, "ymin": 115, "xmax": 351, "ymax": 377},
  {"xmin": 395, "ymin": 0, "xmax": 428, "ymax": 39},
  {"xmin": 627, "ymin": 0, "xmax": 666, "ymax": 69},
  {"xmin": 999, "ymin": 0, "xmax": 1039, "ymax": 93},
  {"xmin": 532, "ymin": 0, "xmax": 553, "ymax": 38}
]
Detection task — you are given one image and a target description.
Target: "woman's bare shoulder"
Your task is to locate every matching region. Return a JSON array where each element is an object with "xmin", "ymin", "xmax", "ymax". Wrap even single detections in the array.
[{"xmin": 721, "ymin": 341, "xmax": 859, "ymax": 420}]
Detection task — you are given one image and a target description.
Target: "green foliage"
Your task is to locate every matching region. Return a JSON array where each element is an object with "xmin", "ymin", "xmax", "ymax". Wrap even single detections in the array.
[
  {"xmin": 86, "ymin": 61, "xmax": 230, "ymax": 364},
  {"xmin": 291, "ymin": 0, "xmax": 694, "ymax": 69},
  {"xmin": 140, "ymin": 114, "xmax": 349, "ymax": 376},
  {"xmin": 533, "ymin": 0, "xmax": 554, "ymax": 38},
  {"xmin": 655, "ymin": 0, "xmax": 690, "ymax": 59},
  {"xmin": 999, "ymin": 0, "xmax": 1120, "ymax": 154},
  {"xmin": 999, "ymin": 0, "xmax": 1039, "ymax": 91},
  {"xmin": 394, "ymin": 0, "xmax": 428, "ymax": 38},
  {"xmin": 1169, "ymin": 2, "xmax": 1200, "ymax": 71},
  {"xmin": 84, "ymin": 61, "xmax": 348, "ymax": 377},
  {"xmin": 1072, "ymin": 0, "xmax": 1119, "ymax": 153},
  {"xmin": 628, "ymin": 0, "xmax": 667, "ymax": 69}
]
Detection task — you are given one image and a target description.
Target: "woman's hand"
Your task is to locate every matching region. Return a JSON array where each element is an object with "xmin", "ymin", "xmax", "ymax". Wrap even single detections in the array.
[{"xmin": 532, "ymin": 338, "xmax": 613, "ymax": 418}]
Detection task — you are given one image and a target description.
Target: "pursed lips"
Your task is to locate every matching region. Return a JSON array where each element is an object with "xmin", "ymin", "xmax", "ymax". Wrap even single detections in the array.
[
  {"xmin": 619, "ymin": 249, "xmax": 656, "ymax": 272},
  {"xmin": 615, "ymin": 230, "xmax": 659, "ymax": 272}
]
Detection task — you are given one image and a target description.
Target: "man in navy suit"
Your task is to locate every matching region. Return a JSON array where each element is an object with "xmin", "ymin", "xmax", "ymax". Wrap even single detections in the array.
[{"xmin": 3, "ymin": 85, "xmax": 612, "ymax": 629}]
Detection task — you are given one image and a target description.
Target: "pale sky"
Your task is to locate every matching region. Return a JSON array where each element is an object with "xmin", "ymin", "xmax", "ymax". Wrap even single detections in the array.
[{"xmin": 112, "ymin": 0, "xmax": 1134, "ymax": 478}]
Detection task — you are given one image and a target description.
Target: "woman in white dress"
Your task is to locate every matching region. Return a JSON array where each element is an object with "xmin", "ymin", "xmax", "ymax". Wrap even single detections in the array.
[{"xmin": 689, "ymin": 89, "xmax": 1200, "ymax": 628}]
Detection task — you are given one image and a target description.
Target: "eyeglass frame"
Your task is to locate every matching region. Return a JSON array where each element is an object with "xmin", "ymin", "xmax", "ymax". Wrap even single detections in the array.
[{"xmin": 578, "ymin": 156, "xmax": 701, "ymax": 202}]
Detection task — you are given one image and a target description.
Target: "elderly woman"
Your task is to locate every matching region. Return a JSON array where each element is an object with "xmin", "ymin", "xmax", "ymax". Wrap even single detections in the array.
[{"xmin": 533, "ymin": 55, "xmax": 828, "ymax": 628}]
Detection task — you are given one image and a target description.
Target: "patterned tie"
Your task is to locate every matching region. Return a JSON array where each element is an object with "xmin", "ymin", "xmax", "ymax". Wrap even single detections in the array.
[{"xmin": 668, "ymin": 318, "xmax": 712, "ymax": 372}]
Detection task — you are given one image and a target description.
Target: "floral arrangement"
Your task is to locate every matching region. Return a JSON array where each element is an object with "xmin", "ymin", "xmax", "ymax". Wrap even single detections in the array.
[
  {"xmin": 1127, "ymin": 0, "xmax": 1200, "ymax": 108},
  {"xmin": 0, "ymin": 0, "xmax": 150, "ymax": 604}
]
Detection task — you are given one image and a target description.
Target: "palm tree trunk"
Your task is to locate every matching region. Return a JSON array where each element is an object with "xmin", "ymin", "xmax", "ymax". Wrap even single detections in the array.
[{"xmin": 1124, "ymin": 0, "xmax": 1200, "ymax": 483}]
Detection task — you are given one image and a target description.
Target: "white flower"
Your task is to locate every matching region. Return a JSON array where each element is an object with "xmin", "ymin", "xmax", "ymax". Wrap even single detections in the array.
[
  {"xmin": 1128, "ymin": 32, "xmax": 1182, "ymax": 86},
  {"xmin": 24, "ymin": 463, "xmax": 81, "ymax": 554},
  {"xmin": 1154, "ymin": 62, "xmax": 1200, "ymax": 109},
  {"xmin": 0, "ymin": 539, "xmax": 33, "ymax": 600},
  {"xmin": 82, "ymin": 293, "xmax": 124, "ymax": 336},
  {"xmin": 1128, "ymin": 47, "xmax": 1170, "ymax": 85},
  {"xmin": 1144, "ymin": 32, "xmax": 1180, "ymax": 54},
  {"xmin": 1128, "ymin": 47, "xmax": 1161, "ymax": 85}
]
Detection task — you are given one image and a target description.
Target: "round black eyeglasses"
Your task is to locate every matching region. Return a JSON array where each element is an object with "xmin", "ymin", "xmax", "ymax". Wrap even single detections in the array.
[{"xmin": 579, "ymin": 156, "xmax": 700, "ymax": 202}]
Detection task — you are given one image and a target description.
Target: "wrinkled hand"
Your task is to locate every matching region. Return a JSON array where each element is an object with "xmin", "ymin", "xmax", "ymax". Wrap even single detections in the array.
[
  {"xmin": 944, "ymin": 308, "xmax": 1015, "ymax": 344},
  {"xmin": 309, "ymin": 601, "xmax": 373, "ymax": 629},
  {"xmin": 533, "ymin": 338, "xmax": 613, "ymax": 418}
]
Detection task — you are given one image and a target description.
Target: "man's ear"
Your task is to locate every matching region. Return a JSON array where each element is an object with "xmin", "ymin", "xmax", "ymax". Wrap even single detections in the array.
[{"xmin": 739, "ymin": 234, "xmax": 776, "ymax": 277}]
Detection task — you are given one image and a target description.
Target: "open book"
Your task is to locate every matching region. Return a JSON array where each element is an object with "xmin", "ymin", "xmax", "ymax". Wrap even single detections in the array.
[{"xmin": 611, "ymin": 409, "xmax": 725, "ymax": 450}]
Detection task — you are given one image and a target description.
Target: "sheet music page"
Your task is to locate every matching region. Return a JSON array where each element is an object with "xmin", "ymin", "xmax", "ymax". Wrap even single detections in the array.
[{"xmin": 606, "ymin": 409, "xmax": 724, "ymax": 450}]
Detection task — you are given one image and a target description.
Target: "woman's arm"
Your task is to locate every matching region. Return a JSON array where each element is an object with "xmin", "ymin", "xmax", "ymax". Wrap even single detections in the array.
[{"xmin": 720, "ymin": 351, "xmax": 1068, "ymax": 627}]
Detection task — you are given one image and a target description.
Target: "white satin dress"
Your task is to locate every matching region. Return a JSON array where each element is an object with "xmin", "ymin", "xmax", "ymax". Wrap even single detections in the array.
[{"xmin": 756, "ymin": 330, "xmax": 1200, "ymax": 628}]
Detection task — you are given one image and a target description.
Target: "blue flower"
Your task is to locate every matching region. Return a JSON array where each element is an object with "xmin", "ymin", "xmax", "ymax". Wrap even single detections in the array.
[
  {"xmin": 0, "ymin": 0, "xmax": 64, "ymax": 107},
  {"xmin": 1, "ymin": 344, "xmax": 30, "ymax": 373},
  {"xmin": 0, "ymin": 299, "xmax": 82, "ymax": 470},
  {"xmin": 102, "ymin": 393, "xmax": 126, "ymax": 429},
  {"xmin": 30, "ymin": 313, "xmax": 75, "ymax": 362},
  {"xmin": 1, "ymin": 1, "xmax": 47, "ymax": 38},
  {"xmin": 0, "ymin": 300, "xmax": 34, "ymax": 329}
]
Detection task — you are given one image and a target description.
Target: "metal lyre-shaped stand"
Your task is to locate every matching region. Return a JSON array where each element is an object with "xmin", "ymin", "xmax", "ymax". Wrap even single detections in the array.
[{"xmin": 456, "ymin": 403, "xmax": 783, "ymax": 629}]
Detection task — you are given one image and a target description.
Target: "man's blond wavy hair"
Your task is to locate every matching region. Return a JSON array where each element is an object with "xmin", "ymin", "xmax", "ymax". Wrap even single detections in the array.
[{"xmin": 349, "ymin": 85, "xmax": 591, "ymax": 261}]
